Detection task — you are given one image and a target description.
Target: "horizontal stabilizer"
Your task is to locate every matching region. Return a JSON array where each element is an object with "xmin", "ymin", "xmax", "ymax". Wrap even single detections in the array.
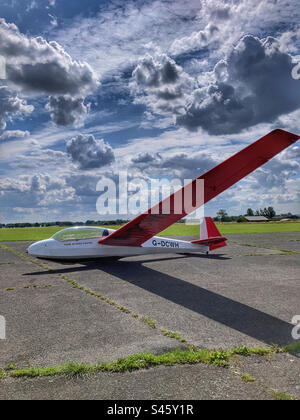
[
  {"xmin": 191, "ymin": 236, "xmax": 227, "ymax": 246},
  {"xmin": 193, "ymin": 217, "xmax": 227, "ymax": 251}
]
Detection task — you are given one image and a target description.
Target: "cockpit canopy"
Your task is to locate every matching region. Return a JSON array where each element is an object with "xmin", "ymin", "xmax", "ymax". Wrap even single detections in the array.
[{"xmin": 51, "ymin": 226, "xmax": 112, "ymax": 242}]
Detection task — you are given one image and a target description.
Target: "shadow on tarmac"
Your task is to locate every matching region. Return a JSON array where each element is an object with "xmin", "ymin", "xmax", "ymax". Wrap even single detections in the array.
[{"xmin": 24, "ymin": 253, "xmax": 295, "ymax": 348}]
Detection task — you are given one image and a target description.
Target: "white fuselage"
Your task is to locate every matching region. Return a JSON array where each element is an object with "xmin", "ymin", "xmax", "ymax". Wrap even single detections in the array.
[{"xmin": 27, "ymin": 234, "xmax": 208, "ymax": 260}]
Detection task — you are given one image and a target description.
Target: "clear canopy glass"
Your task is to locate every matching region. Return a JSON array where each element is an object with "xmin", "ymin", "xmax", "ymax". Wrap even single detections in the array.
[{"xmin": 51, "ymin": 226, "xmax": 110, "ymax": 241}]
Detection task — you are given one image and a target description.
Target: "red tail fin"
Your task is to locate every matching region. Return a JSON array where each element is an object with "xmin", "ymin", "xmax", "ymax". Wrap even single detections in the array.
[{"xmin": 191, "ymin": 217, "xmax": 227, "ymax": 251}]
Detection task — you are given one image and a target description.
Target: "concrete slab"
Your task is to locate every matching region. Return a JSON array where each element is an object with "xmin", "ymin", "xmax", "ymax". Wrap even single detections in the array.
[
  {"xmin": 0, "ymin": 261, "xmax": 180, "ymax": 369},
  {"xmin": 21, "ymin": 252, "xmax": 299, "ymax": 348},
  {"xmin": 226, "ymin": 232, "xmax": 300, "ymax": 253},
  {"xmin": 233, "ymin": 352, "xmax": 300, "ymax": 399},
  {"xmin": 0, "ymin": 252, "xmax": 57, "ymax": 290},
  {"xmin": 2, "ymin": 238, "xmax": 299, "ymax": 350},
  {"xmin": 0, "ymin": 234, "xmax": 299, "ymax": 400}
]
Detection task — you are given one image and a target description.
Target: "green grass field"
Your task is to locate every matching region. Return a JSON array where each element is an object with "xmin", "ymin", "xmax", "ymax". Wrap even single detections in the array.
[{"xmin": 0, "ymin": 222, "xmax": 299, "ymax": 242}]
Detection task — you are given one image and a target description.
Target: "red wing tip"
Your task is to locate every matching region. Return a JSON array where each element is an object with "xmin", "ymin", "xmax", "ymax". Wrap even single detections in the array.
[{"xmin": 270, "ymin": 129, "xmax": 300, "ymax": 141}]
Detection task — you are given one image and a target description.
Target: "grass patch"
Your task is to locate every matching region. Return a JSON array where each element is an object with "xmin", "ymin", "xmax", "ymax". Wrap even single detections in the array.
[
  {"xmin": 241, "ymin": 373, "xmax": 256, "ymax": 383},
  {"xmin": 2, "ymin": 349, "xmax": 231, "ymax": 379},
  {"xmin": 5, "ymin": 364, "xmax": 16, "ymax": 371},
  {"xmin": 0, "ymin": 345, "xmax": 286, "ymax": 379},
  {"xmin": 231, "ymin": 345, "xmax": 274, "ymax": 357},
  {"xmin": 161, "ymin": 222, "xmax": 300, "ymax": 236},
  {"xmin": 283, "ymin": 341, "xmax": 300, "ymax": 355},
  {"xmin": 0, "ymin": 222, "xmax": 299, "ymax": 242},
  {"xmin": 271, "ymin": 391, "xmax": 297, "ymax": 401},
  {"xmin": 9, "ymin": 362, "xmax": 93, "ymax": 378},
  {"xmin": 161, "ymin": 329, "xmax": 186, "ymax": 343},
  {"xmin": 141, "ymin": 317, "xmax": 156, "ymax": 329}
]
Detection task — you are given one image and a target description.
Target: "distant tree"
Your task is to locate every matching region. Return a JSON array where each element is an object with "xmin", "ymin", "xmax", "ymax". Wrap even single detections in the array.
[
  {"xmin": 260, "ymin": 207, "xmax": 276, "ymax": 219},
  {"xmin": 267, "ymin": 207, "xmax": 276, "ymax": 218},
  {"xmin": 237, "ymin": 216, "xmax": 247, "ymax": 223},
  {"xmin": 246, "ymin": 208, "xmax": 254, "ymax": 216},
  {"xmin": 216, "ymin": 209, "xmax": 229, "ymax": 222},
  {"xmin": 255, "ymin": 209, "xmax": 260, "ymax": 216}
]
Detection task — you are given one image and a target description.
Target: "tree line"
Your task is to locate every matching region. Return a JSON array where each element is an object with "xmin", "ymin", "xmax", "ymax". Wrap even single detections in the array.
[
  {"xmin": 1, "ymin": 209, "xmax": 298, "ymax": 228},
  {"xmin": 0, "ymin": 220, "xmax": 129, "ymax": 229},
  {"xmin": 213, "ymin": 207, "xmax": 298, "ymax": 222}
]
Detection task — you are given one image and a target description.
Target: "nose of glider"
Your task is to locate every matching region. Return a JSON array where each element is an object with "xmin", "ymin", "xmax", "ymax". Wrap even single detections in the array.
[{"xmin": 27, "ymin": 239, "xmax": 52, "ymax": 257}]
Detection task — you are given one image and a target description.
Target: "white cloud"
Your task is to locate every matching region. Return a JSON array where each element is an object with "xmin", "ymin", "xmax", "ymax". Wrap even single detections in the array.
[
  {"xmin": 0, "ymin": 18, "xmax": 99, "ymax": 127},
  {"xmin": 1, "ymin": 1, "xmax": 299, "ymax": 222},
  {"xmin": 47, "ymin": 96, "xmax": 88, "ymax": 127},
  {"xmin": 0, "ymin": 85, "xmax": 34, "ymax": 130},
  {"xmin": 132, "ymin": 35, "xmax": 300, "ymax": 135},
  {"xmin": 0, "ymin": 129, "xmax": 30, "ymax": 140},
  {"xmin": 48, "ymin": 13, "xmax": 58, "ymax": 27},
  {"xmin": 131, "ymin": 51, "xmax": 195, "ymax": 116},
  {"xmin": 177, "ymin": 35, "xmax": 300, "ymax": 134},
  {"xmin": 52, "ymin": 0, "xmax": 204, "ymax": 77},
  {"xmin": 66, "ymin": 134, "xmax": 115, "ymax": 170},
  {"xmin": 169, "ymin": 24, "xmax": 219, "ymax": 56}
]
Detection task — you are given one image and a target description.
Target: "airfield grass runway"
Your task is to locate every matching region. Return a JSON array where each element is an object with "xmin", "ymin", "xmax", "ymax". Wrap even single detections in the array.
[{"xmin": 0, "ymin": 232, "xmax": 299, "ymax": 400}]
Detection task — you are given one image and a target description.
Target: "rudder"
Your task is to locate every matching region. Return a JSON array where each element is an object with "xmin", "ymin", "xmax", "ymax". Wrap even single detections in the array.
[{"xmin": 191, "ymin": 217, "xmax": 227, "ymax": 251}]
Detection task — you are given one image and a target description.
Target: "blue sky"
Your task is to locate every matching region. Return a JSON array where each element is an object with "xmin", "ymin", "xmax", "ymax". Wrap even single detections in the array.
[{"xmin": 0, "ymin": 0, "xmax": 300, "ymax": 223}]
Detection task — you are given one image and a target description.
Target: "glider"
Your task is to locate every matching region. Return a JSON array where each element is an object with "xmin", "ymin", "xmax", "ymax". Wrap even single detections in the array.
[{"xmin": 27, "ymin": 129, "xmax": 299, "ymax": 260}]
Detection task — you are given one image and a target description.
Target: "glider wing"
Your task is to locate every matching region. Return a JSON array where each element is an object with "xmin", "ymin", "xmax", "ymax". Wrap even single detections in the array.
[{"xmin": 99, "ymin": 129, "xmax": 299, "ymax": 247}]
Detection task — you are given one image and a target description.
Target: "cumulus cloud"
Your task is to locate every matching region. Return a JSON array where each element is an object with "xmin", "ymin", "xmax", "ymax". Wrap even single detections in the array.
[
  {"xmin": 132, "ymin": 152, "xmax": 162, "ymax": 165},
  {"xmin": 0, "ymin": 173, "xmax": 75, "ymax": 210},
  {"xmin": 0, "ymin": 18, "xmax": 99, "ymax": 127},
  {"xmin": 11, "ymin": 149, "xmax": 69, "ymax": 170},
  {"xmin": 169, "ymin": 23, "xmax": 219, "ymax": 56},
  {"xmin": 132, "ymin": 52, "xmax": 195, "ymax": 115},
  {"xmin": 66, "ymin": 134, "xmax": 115, "ymax": 170},
  {"xmin": 253, "ymin": 158, "xmax": 300, "ymax": 190},
  {"xmin": 66, "ymin": 174, "xmax": 101, "ymax": 198},
  {"xmin": 0, "ymin": 129, "xmax": 30, "ymax": 140},
  {"xmin": 177, "ymin": 35, "xmax": 300, "ymax": 134},
  {"xmin": 133, "ymin": 35, "xmax": 300, "ymax": 135},
  {"xmin": 47, "ymin": 96, "xmax": 88, "ymax": 127},
  {"xmin": 131, "ymin": 150, "xmax": 217, "ymax": 180},
  {"xmin": 249, "ymin": 143, "xmax": 300, "ymax": 191},
  {"xmin": 0, "ymin": 85, "xmax": 33, "ymax": 130}
]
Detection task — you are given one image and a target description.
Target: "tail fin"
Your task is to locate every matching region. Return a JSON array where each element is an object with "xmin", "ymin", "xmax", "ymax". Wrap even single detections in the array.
[{"xmin": 191, "ymin": 217, "xmax": 227, "ymax": 251}]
